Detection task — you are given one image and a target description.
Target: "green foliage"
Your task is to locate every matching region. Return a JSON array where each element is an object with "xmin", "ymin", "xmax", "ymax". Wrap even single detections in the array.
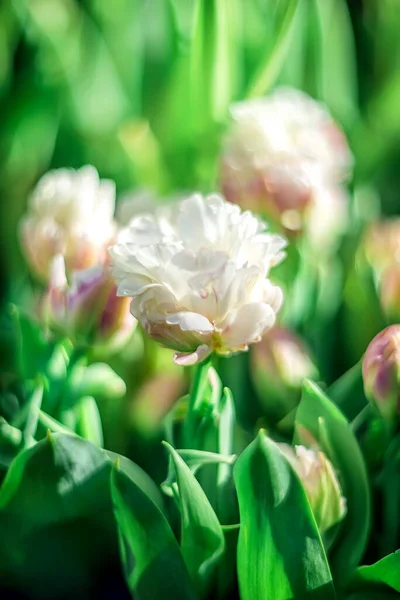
[
  {"xmin": 1, "ymin": 1, "xmax": 400, "ymax": 598},
  {"xmin": 295, "ymin": 380, "xmax": 371, "ymax": 585},
  {"xmin": 111, "ymin": 462, "xmax": 195, "ymax": 600},
  {"xmin": 233, "ymin": 430, "xmax": 335, "ymax": 600}
]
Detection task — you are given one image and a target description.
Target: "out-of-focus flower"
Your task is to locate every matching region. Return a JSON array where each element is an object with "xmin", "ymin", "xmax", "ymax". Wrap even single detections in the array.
[
  {"xmin": 41, "ymin": 255, "xmax": 136, "ymax": 349},
  {"xmin": 363, "ymin": 219, "xmax": 400, "ymax": 274},
  {"xmin": 362, "ymin": 325, "xmax": 400, "ymax": 421},
  {"xmin": 110, "ymin": 193, "xmax": 286, "ymax": 365},
  {"xmin": 20, "ymin": 165, "xmax": 116, "ymax": 280},
  {"xmin": 278, "ymin": 443, "xmax": 346, "ymax": 533},
  {"xmin": 220, "ymin": 87, "xmax": 352, "ymax": 249},
  {"xmin": 251, "ymin": 327, "xmax": 318, "ymax": 423},
  {"xmin": 361, "ymin": 219, "xmax": 400, "ymax": 321}
]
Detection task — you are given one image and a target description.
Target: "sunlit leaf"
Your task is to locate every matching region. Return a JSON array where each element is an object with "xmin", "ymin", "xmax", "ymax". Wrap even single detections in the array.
[
  {"xmin": 234, "ymin": 430, "xmax": 335, "ymax": 600},
  {"xmin": 163, "ymin": 442, "xmax": 225, "ymax": 596}
]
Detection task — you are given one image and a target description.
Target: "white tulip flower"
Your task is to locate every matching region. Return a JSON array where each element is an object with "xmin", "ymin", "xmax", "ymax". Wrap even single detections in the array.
[
  {"xmin": 20, "ymin": 165, "xmax": 116, "ymax": 280},
  {"xmin": 109, "ymin": 193, "xmax": 286, "ymax": 365}
]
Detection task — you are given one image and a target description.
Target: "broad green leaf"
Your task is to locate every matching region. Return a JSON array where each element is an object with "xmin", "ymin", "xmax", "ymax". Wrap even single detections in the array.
[
  {"xmin": 295, "ymin": 380, "xmax": 371, "ymax": 583},
  {"xmin": 163, "ymin": 442, "xmax": 225, "ymax": 596},
  {"xmin": 111, "ymin": 464, "xmax": 195, "ymax": 600},
  {"xmin": 0, "ymin": 433, "xmax": 160, "ymax": 597},
  {"xmin": 351, "ymin": 552, "xmax": 400, "ymax": 593},
  {"xmin": 233, "ymin": 431, "xmax": 335, "ymax": 600},
  {"xmin": 0, "ymin": 433, "xmax": 119, "ymax": 596}
]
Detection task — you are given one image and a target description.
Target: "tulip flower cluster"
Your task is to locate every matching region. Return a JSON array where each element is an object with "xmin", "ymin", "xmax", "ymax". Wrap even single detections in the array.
[{"xmin": 6, "ymin": 77, "xmax": 397, "ymax": 600}]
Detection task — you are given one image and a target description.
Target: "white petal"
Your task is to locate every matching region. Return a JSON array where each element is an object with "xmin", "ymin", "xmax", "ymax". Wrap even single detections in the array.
[
  {"xmin": 174, "ymin": 344, "xmax": 212, "ymax": 366},
  {"xmin": 166, "ymin": 312, "xmax": 214, "ymax": 333},
  {"xmin": 221, "ymin": 302, "xmax": 276, "ymax": 349},
  {"xmin": 263, "ymin": 280, "xmax": 284, "ymax": 313}
]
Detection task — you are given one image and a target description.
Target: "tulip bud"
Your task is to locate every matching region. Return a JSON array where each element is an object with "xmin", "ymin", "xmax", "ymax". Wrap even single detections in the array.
[
  {"xmin": 20, "ymin": 165, "xmax": 117, "ymax": 281},
  {"xmin": 278, "ymin": 443, "xmax": 346, "ymax": 534},
  {"xmin": 362, "ymin": 325, "xmax": 400, "ymax": 421},
  {"xmin": 251, "ymin": 327, "xmax": 318, "ymax": 423},
  {"xmin": 41, "ymin": 255, "xmax": 136, "ymax": 350}
]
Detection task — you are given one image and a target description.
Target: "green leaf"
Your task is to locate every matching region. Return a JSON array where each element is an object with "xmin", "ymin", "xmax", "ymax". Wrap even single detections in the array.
[
  {"xmin": 162, "ymin": 448, "xmax": 236, "ymax": 497},
  {"xmin": 111, "ymin": 464, "xmax": 195, "ymax": 600},
  {"xmin": 76, "ymin": 395, "xmax": 104, "ymax": 447},
  {"xmin": 351, "ymin": 552, "xmax": 400, "ymax": 593},
  {"xmin": 246, "ymin": 0, "xmax": 298, "ymax": 98},
  {"xmin": 38, "ymin": 410, "xmax": 78, "ymax": 437},
  {"xmin": 328, "ymin": 361, "xmax": 367, "ymax": 421},
  {"xmin": 233, "ymin": 431, "xmax": 334, "ymax": 600},
  {"xmin": 163, "ymin": 442, "xmax": 225, "ymax": 596},
  {"xmin": 0, "ymin": 433, "xmax": 161, "ymax": 597},
  {"xmin": 68, "ymin": 362, "xmax": 126, "ymax": 403},
  {"xmin": 295, "ymin": 380, "xmax": 371, "ymax": 583},
  {"xmin": 10, "ymin": 305, "xmax": 52, "ymax": 380},
  {"xmin": 313, "ymin": 0, "xmax": 358, "ymax": 127},
  {"xmin": 0, "ymin": 433, "xmax": 118, "ymax": 595},
  {"xmin": 22, "ymin": 378, "xmax": 44, "ymax": 448}
]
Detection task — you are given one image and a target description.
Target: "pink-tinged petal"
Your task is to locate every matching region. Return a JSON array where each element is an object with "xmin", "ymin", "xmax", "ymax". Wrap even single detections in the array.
[
  {"xmin": 221, "ymin": 302, "xmax": 276, "ymax": 349},
  {"xmin": 174, "ymin": 344, "xmax": 212, "ymax": 366}
]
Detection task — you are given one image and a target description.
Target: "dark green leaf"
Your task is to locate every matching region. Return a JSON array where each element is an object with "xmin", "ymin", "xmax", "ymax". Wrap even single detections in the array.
[{"xmin": 111, "ymin": 464, "xmax": 195, "ymax": 600}]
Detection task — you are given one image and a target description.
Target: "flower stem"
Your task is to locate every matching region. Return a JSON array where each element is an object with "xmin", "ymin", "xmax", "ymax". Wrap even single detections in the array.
[{"xmin": 183, "ymin": 356, "xmax": 212, "ymax": 446}]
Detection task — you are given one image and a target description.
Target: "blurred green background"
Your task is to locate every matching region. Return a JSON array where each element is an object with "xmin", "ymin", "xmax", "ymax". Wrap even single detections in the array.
[{"xmin": 1, "ymin": 3, "xmax": 400, "ymax": 597}]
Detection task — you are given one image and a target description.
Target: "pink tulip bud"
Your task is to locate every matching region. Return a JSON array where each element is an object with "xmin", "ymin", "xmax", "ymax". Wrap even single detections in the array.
[
  {"xmin": 41, "ymin": 256, "xmax": 136, "ymax": 349},
  {"xmin": 362, "ymin": 325, "xmax": 400, "ymax": 421}
]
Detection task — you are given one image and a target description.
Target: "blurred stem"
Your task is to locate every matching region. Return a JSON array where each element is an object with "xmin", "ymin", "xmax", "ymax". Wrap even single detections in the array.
[{"xmin": 351, "ymin": 404, "xmax": 371, "ymax": 433}]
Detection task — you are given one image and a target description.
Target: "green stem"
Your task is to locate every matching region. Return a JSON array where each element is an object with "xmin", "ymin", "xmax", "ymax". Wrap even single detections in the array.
[{"xmin": 183, "ymin": 356, "xmax": 212, "ymax": 446}]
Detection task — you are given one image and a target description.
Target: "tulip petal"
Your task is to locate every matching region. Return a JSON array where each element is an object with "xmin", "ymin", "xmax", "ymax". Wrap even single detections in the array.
[
  {"xmin": 166, "ymin": 312, "xmax": 214, "ymax": 333},
  {"xmin": 222, "ymin": 303, "xmax": 275, "ymax": 349},
  {"xmin": 174, "ymin": 345, "xmax": 212, "ymax": 366}
]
